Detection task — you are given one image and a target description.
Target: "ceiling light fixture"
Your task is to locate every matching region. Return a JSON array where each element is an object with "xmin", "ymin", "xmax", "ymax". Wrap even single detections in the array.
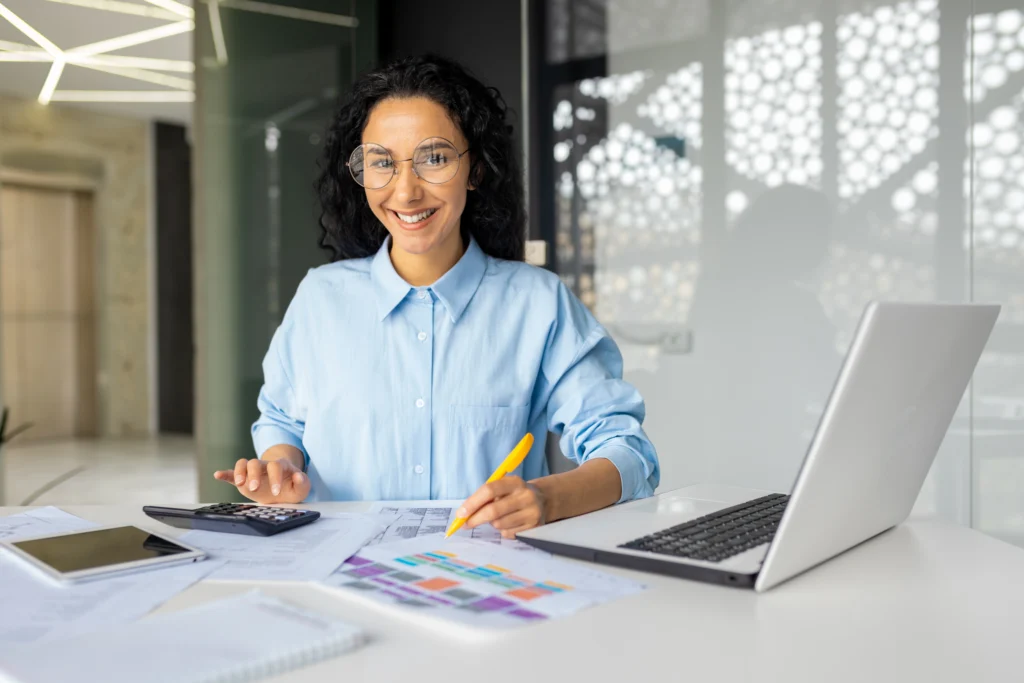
[
  {"xmin": 69, "ymin": 54, "xmax": 194, "ymax": 72},
  {"xmin": 40, "ymin": 0, "xmax": 181, "ymax": 21},
  {"xmin": 0, "ymin": 3, "xmax": 63, "ymax": 57},
  {"xmin": 2, "ymin": 0, "xmax": 360, "ymax": 107},
  {"xmin": 1, "ymin": 1, "xmax": 198, "ymax": 106},
  {"xmin": 143, "ymin": 0, "xmax": 194, "ymax": 19},
  {"xmin": 0, "ymin": 49, "xmax": 194, "ymax": 73},
  {"xmin": 208, "ymin": 0, "xmax": 228, "ymax": 66},
  {"xmin": 207, "ymin": 0, "xmax": 358, "ymax": 28},
  {"xmin": 50, "ymin": 90, "xmax": 195, "ymax": 102},
  {"xmin": 0, "ymin": 38, "xmax": 41, "ymax": 51},
  {"xmin": 75, "ymin": 62, "xmax": 193, "ymax": 90},
  {"xmin": 38, "ymin": 58, "xmax": 65, "ymax": 104},
  {"xmin": 0, "ymin": 51, "xmax": 50, "ymax": 62},
  {"xmin": 66, "ymin": 19, "xmax": 194, "ymax": 57}
]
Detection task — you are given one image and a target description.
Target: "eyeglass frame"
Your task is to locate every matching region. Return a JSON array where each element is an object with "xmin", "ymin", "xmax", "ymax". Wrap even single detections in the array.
[{"xmin": 345, "ymin": 137, "xmax": 472, "ymax": 189}]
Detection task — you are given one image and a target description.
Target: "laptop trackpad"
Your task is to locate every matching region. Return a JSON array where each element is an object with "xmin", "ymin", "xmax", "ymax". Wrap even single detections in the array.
[
  {"xmin": 522, "ymin": 489, "xmax": 735, "ymax": 547},
  {"xmin": 622, "ymin": 495, "xmax": 730, "ymax": 518}
]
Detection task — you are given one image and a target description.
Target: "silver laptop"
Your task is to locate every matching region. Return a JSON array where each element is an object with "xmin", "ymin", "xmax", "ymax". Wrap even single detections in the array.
[{"xmin": 519, "ymin": 301, "xmax": 1000, "ymax": 591}]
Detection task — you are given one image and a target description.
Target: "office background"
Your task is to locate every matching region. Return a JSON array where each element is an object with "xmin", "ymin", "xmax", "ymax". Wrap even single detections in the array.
[{"xmin": 0, "ymin": 0, "xmax": 1021, "ymax": 548}]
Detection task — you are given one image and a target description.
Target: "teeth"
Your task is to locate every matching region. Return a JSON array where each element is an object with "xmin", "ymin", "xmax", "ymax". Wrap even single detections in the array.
[{"xmin": 396, "ymin": 208, "xmax": 437, "ymax": 223}]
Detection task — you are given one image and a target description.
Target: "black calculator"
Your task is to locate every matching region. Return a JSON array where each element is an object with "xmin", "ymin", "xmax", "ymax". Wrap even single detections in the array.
[{"xmin": 142, "ymin": 504, "xmax": 321, "ymax": 536}]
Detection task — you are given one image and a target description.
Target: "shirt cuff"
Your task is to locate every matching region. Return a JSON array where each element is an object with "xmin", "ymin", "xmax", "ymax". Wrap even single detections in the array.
[
  {"xmin": 252, "ymin": 426, "xmax": 309, "ymax": 470},
  {"xmin": 591, "ymin": 444, "xmax": 650, "ymax": 504}
]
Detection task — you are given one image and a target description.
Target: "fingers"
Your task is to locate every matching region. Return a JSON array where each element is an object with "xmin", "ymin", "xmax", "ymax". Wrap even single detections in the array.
[
  {"xmin": 246, "ymin": 459, "xmax": 265, "ymax": 493},
  {"xmin": 291, "ymin": 470, "xmax": 311, "ymax": 500},
  {"xmin": 266, "ymin": 460, "xmax": 284, "ymax": 497},
  {"xmin": 490, "ymin": 507, "xmax": 542, "ymax": 532},
  {"xmin": 466, "ymin": 494, "xmax": 521, "ymax": 529},
  {"xmin": 263, "ymin": 460, "xmax": 308, "ymax": 501},
  {"xmin": 464, "ymin": 478, "xmax": 529, "ymax": 529},
  {"xmin": 213, "ymin": 458, "xmax": 309, "ymax": 504},
  {"xmin": 458, "ymin": 477, "xmax": 523, "ymax": 523},
  {"xmin": 233, "ymin": 459, "xmax": 248, "ymax": 486}
]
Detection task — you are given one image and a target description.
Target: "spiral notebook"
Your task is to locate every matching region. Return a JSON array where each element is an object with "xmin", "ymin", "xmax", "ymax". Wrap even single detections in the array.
[{"xmin": 0, "ymin": 591, "xmax": 365, "ymax": 683}]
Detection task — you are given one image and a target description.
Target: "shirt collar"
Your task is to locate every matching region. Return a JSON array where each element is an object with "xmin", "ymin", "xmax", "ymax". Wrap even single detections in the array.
[
  {"xmin": 370, "ymin": 235, "xmax": 488, "ymax": 323},
  {"xmin": 431, "ymin": 236, "xmax": 487, "ymax": 323}
]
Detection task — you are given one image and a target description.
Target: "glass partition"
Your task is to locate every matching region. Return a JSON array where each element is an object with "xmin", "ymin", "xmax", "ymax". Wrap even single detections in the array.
[
  {"xmin": 194, "ymin": 0, "xmax": 375, "ymax": 500},
  {"xmin": 535, "ymin": 0, "xmax": 1024, "ymax": 546}
]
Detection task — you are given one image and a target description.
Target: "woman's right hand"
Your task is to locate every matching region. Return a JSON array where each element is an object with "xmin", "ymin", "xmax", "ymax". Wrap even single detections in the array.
[{"xmin": 213, "ymin": 453, "xmax": 310, "ymax": 504}]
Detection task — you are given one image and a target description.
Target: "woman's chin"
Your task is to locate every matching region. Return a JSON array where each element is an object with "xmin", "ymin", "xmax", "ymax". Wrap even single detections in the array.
[
  {"xmin": 391, "ymin": 232, "xmax": 439, "ymax": 256},
  {"xmin": 389, "ymin": 225, "xmax": 461, "ymax": 258}
]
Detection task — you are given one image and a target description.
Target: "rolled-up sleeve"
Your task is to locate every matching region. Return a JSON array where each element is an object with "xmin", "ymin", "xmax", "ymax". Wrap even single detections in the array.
[
  {"xmin": 541, "ymin": 284, "xmax": 660, "ymax": 502},
  {"xmin": 251, "ymin": 283, "xmax": 309, "ymax": 469}
]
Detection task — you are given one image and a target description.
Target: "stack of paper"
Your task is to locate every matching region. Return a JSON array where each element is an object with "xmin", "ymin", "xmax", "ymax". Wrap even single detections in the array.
[
  {"xmin": 0, "ymin": 508, "xmax": 221, "ymax": 647},
  {"xmin": 181, "ymin": 513, "xmax": 384, "ymax": 582},
  {"xmin": 0, "ymin": 591, "xmax": 365, "ymax": 683}
]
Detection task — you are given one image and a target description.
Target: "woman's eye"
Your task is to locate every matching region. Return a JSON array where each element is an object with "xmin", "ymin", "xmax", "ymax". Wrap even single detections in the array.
[
  {"xmin": 370, "ymin": 159, "xmax": 393, "ymax": 169},
  {"xmin": 424, "ymin": 153, "xmax": 448, "ymax": 166}
]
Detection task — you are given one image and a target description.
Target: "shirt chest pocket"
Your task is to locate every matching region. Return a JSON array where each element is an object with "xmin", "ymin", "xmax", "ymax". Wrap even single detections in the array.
[{"xmin": 447, "ymin": 405, "xmax": 531, "ymax": 492}]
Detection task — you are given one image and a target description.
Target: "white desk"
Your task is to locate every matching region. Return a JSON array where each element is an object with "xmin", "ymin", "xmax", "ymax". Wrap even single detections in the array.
[{"xmin": 4, "ymin": 503, "xmax": 1023, "ymax": 682}]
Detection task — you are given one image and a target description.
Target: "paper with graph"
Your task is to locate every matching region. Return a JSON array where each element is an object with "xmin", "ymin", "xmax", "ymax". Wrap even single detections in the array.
[
  {"xmin": 321, "ymin": 536, "xmax": 645, "ymax": 631},
  {"xmin": 367, "ymin": 502, "xmax": 539, "ymax": 551}
]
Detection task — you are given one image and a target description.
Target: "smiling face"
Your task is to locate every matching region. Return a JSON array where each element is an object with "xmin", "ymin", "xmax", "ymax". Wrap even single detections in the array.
[{"xmin": 360, "ymin": 96, "xmax": 474, "ymax": 281}]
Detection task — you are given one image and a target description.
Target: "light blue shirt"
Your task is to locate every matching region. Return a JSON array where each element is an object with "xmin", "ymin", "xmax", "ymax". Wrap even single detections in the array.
[{"xmin": 252, "ymin": 236, "xmax": 660, "ymax": 503}]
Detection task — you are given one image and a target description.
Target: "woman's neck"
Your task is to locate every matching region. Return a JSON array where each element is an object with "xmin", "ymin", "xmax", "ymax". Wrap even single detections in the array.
[{"xmin": 390, "ymin": 233, "xmax": 466, "ymax": 286}]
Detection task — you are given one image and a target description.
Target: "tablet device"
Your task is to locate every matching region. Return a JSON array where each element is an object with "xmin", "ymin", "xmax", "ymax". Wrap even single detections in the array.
[{"xmin": 0, "ymin": 525, "xmax": 207, "ymax": 584}]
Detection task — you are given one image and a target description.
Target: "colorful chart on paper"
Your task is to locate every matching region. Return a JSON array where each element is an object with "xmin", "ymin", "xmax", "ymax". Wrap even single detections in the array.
[{"xmin": 322, "ymin": 537, "xmax": 645, "ymax": 631}]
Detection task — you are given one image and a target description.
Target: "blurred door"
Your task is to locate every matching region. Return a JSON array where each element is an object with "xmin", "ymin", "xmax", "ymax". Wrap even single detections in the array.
[{"xmin": 0, "ymin": 184, "xmax": 97, "ymax": 440}]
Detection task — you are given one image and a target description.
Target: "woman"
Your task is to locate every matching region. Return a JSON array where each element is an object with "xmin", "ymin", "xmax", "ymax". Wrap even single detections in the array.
[{"xmin": 214, "ymin": 55, "xmax": 659, "ymax": 538}]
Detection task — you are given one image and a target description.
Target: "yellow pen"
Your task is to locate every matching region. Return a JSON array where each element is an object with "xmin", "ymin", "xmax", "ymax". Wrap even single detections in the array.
[{"xmin": 444, "ymin": 432, "xmax": 535, "ymax": 538}]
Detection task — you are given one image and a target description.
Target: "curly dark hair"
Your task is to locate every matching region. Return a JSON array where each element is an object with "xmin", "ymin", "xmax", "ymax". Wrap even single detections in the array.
[{"xmin": 315, "ymin": 54, "xmax": 525, "ymax": 262}]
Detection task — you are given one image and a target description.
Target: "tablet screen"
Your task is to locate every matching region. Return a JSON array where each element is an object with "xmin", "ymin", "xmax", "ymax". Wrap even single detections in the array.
[{"xmin": 11, "ymin": 526, "xmax": 193, "ymax": 573}]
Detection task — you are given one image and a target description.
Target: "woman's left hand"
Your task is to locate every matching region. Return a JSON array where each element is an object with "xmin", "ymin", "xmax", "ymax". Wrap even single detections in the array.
[{"xmin": 460, "ymin": 476, "xmax": 548, "ymax": 539}]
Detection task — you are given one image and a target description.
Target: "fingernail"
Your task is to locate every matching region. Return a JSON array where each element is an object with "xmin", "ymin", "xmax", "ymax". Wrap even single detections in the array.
[
  {"xmin": 456, "ymin": 508, "xmax": 466, "ymax": 518},
  {"xmin": 235, "ymin": 475, "xmax": 244, "ymax": 485},
  {"xmin": 272, "ymin": 485, "xmax": 280, "ymax": 495},
  {"xmin": 248, "ymin": 480, "xmax": 258, "ymax": 491}
]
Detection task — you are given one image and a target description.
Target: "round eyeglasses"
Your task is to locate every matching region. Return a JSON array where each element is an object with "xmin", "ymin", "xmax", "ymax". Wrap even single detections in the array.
[{"xmin": 347, "ymin": 137, "xmax": 470, "ymax": 189}]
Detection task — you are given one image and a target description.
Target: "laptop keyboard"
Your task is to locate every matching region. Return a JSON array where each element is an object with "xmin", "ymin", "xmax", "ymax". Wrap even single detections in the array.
[{"xmin": 618, "ymin": 493, "xmax": 790, "ymax": 563}]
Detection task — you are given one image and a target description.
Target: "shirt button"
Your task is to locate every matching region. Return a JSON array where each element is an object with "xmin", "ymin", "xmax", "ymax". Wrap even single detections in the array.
[
  {"xmin": 415, "ymin": 398, "xmax": 425, "ymax": 408},
  {"xmin": 417, "ymin": 290, "xmax": 427, "ymax": 300},
  {"xmin": 417, "ymin": 331, "xmax": 427, "ymax": 341},
  {"xmin": 414, "ymin": 465, "xmax": 424, "ymax": 475}
]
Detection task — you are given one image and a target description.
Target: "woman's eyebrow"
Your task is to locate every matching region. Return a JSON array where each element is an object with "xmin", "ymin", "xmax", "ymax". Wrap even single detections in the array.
[{"xmin": 362, "ymin": 138, "xmax": 460, "ymax": 155}]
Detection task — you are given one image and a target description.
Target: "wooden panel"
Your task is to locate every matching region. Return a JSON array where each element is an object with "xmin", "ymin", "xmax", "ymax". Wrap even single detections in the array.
[
  {"xmin": 0, "ymin": 185, "xmax": 97, "ymax": 440},
  {"xmin": 0, "ymin": 185, "xmax": 78, "ymax": 315}
]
